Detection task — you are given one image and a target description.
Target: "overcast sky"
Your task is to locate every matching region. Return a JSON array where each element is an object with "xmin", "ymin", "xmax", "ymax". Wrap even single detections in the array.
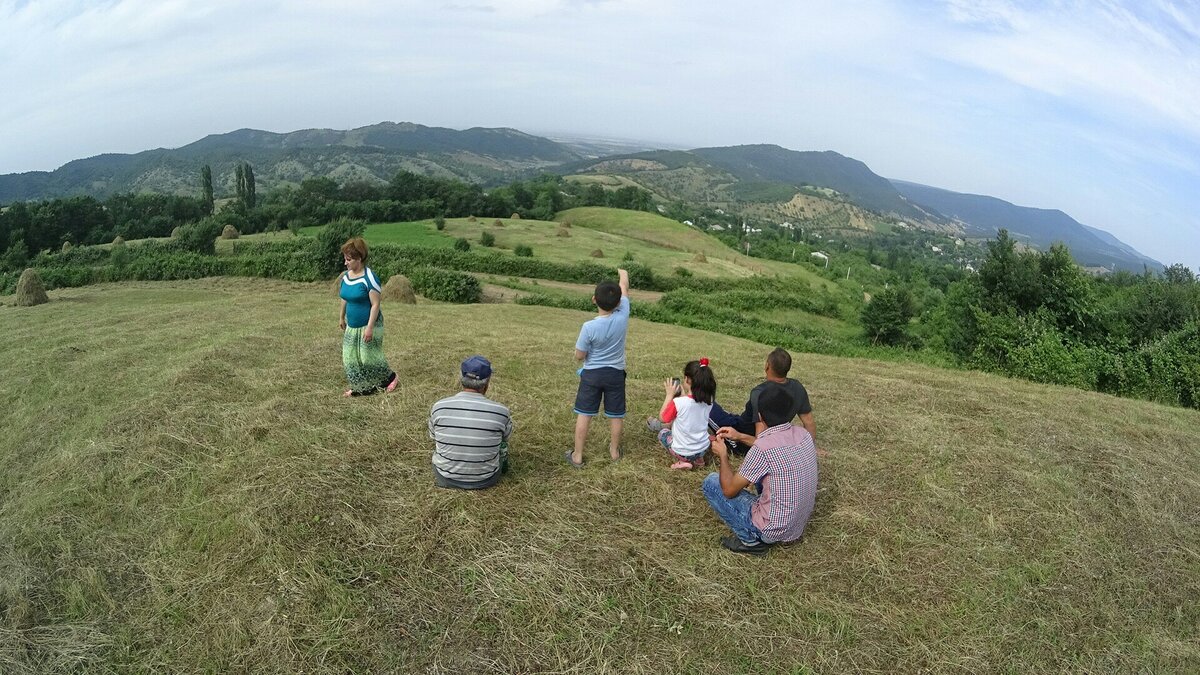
[{"xmin": 2, "ymin": 0, "xmax": 1198, "ymax": 269}]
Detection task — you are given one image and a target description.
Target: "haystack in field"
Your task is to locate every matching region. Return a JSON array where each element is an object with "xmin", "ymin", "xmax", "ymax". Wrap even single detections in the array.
[
  {"xmin": 112, "ymin": 236, "xmax": 125, "ymax": 246},
  {"xmin": 467, "ymin": 215, "xmax": 477, "ymax": 222},
  {"xmin": 61, "ymin": 241, "xmax": 73, "ymax": 253},
  {"xmin": 171, "ymin": 226, "xmax": 183, "ymax": 238},
  {"xmin": 692, "ymin": 252, "xmax": 708, "ymax": 263},
  {"xmin": 589, "ymin": 249, "xmax": 604, "ymax": 258},
  {"xmin": 221, "ymin": 225, "xmax": 240, "ymax": 239},
  {"xmin": 560, "ymin": 220, "xmax": 572, "ymax": 228},
  {"xmin": 14, "ymin": 268, "xmax": 49, "ymax": 307},
  {"xmin": 381, "ymin": 275, "xmax": 416, "ymax": 304},
  {"xmin": 493, "ymin": 219, "xmax": 505, "ymax": 227},
  {"xmin": 510, "ymin": 213, "xmax": 521, "ymax": 220},
  {"xmin": 556, "ymin": 228, "xmax": 570, "ymax": 238}
]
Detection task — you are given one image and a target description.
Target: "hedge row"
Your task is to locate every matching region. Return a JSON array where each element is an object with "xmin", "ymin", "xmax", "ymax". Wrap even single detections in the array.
[{"xmin": 514, "ymin": 293, "xmax": 878, "ymax": 361}]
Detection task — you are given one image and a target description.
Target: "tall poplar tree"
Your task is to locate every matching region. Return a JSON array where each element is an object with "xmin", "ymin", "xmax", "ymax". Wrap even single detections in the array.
[
  {"xmin": 200, "ymin": 165, "xmax": 214, "ymax": 215},
  {"xmin": 244, "ymin": 163, "xmax": 256, "ymax": 210},
  {"xmin": 235, "ymin": 163, "xmax": 247, "ymax": 209}
]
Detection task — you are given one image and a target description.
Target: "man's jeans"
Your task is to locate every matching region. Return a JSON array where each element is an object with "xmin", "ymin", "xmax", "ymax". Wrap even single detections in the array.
[{"xmin": 702, "ymin": 473, "xmax": 765, "ymax": 543}]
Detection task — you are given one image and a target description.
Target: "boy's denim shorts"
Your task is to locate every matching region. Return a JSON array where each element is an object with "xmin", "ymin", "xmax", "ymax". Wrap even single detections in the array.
[{"xmin": 573, "ymin": 367, "xmax": 626, "ymax": 417}]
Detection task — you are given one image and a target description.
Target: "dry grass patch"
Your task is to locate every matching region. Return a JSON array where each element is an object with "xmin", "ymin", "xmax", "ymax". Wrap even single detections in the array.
[{"xmin": 0, "ymin": 279, "xmax": 1196, "ymax": 672}]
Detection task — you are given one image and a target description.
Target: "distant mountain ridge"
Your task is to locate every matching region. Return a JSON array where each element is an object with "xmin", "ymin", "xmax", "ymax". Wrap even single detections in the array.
[
  {"xmin": 0, "ymin": 121, "xmax": 1160, "ymax": 271},
  {"xmin": 0, "ymin": 122, "xmax": 581, "ymax": 203},
  {"xmin": 690, "ymin": 144, "xmax": 926, "ymax": 220},
  {"xmin": 890, "ymin": 180, "xmax": 1162, "ymax": 272}
]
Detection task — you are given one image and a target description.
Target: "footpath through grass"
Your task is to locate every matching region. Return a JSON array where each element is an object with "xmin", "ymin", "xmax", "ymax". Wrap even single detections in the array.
[{"xmin": 0, "ymin": 279, "xmax": 1197, "ymax": 672}]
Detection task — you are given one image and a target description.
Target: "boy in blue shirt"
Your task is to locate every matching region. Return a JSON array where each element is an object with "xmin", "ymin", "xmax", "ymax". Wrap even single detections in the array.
[{"xmin": 567, "ymin": 268, "xmax": 630, "ymax": 467}]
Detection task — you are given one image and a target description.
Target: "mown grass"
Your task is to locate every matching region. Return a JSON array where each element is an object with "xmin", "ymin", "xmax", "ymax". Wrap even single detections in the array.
[
  {"xmin": 1, "ymin": 279, "xmax": 1197, "ymax": 672},
  {"xmin": 557, "ymin": 207, "xmax": 838, "ymax": 289},
  {"xmin": 298, "ymin": 210, "xmax": 830, "ymax": 284}
]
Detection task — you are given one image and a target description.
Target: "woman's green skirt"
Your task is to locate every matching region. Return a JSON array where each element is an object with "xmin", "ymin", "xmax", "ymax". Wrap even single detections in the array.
[{"xmin": 343, "ymin": 325, "xmax": 395, "ymax": 395}]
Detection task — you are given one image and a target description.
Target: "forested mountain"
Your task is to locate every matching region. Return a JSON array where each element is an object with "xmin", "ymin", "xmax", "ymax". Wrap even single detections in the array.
[
  {"xmin": 0, "ymin": 123, "xmax": 582, "ymax": 202},
  {"xmin": 690, "ymin": 145, "xmax": 926, "ymax": 219},
  {"xmin": 0, "ymin": 121, "xmax": 1161, "ymax": 272},
  {"xmin": 891, "ymin": 180, "xmax": 1162, "ymax": 272}
]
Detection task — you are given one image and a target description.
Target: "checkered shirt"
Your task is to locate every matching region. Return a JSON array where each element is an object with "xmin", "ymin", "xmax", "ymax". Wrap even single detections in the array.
[{"xmin": 738, "ymin": 422, "xmax": 818, "ymax": 543}]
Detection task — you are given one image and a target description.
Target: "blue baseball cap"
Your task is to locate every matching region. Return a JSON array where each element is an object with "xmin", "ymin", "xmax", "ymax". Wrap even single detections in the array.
[{"xmin": 461, "ymin": 355, "xmax": 493, "ymax": 380}]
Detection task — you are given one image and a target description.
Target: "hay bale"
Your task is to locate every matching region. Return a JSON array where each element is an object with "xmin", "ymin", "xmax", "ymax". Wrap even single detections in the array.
[
  {"xmin": 220, "ymin": 224, "xmax": 240, "ymax": 239},
  {"xmin": 61, "ymin": 241, "xmax": 73, "ymax": 253},
  {"xmin": 14, "ymin": 268, "xmax": 49, "ymax": 306},
  {"xmin": 171, "ymin": 226, "xmax": 183, "ymax": 238},
  {"xmin": 381, "ymin": 275, "xmax": 417, "ymax": 304},
  {"xmin": 590, "ymin": 249, "xmax": 604, "ymax": 258},
  {"xmin": 493, "ymin": 219, "xmax": 505, "ymax": 227},
  {"xmin": 556, "ymin": 228, "xmax": 571, "ymax": 238},
  {"xmin": 112, "ymin": 236, "xmax": 125, "ymax": 246},
  {"xmin": 560, "ymin": 219, "xmax": 572, "ymax": 228},
  {"xmin": 467, "ymin": 215, "xmax": 477, "ymax": 222},
  {"xmin": 692, "ymin": 252, "xmax": 707, "ymax": 263},
  {"xmin": 510, "ymin": 213, "xmax": 521, "ymax": 220}
]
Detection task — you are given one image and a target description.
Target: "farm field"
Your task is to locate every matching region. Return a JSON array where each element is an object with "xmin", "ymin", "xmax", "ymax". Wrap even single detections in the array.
[
  {"xmin": 1, "ymin": 279, "xmax": 1196, "ymax": 672},
  {"xmin": 295, "ymin": 207, "xmax": 838, "ymax": 288}
]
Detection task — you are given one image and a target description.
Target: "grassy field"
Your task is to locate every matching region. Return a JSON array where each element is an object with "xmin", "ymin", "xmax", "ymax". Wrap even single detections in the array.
[
  {"xmin": 1, "ymin": 279, "xmax": 1197, "ymax": 672},
  {"xmin": 557, "ymin": 207, "xmax": 838, "ymax": 289},
  {"xmin": 294, "ymin": 208, "xmax": 836, "ymax": 286}
]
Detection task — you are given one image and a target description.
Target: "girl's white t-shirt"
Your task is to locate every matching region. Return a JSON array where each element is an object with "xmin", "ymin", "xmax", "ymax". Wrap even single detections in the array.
[{"xmin": 670, "ymin": 396, "xmax": 713, "ymax": 457}]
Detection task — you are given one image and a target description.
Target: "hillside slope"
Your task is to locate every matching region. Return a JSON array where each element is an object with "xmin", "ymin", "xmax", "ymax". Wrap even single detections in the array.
[
  {"xmin": 891, "ymin": 179, "xmax": 1163, "ymax": 272},
  {"xmin": 0, "ymin": 279, "xmax": 1195, "ymax": 672},
  {"xmin": 0, "ymin": 122, "xmax": 581, "ymax": 202}
]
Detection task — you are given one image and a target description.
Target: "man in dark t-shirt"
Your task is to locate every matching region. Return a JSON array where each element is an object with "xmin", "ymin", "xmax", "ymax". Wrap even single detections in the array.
[{"xmin": 710, "ymin": 348, "xmax": 818, "ymax": 453}]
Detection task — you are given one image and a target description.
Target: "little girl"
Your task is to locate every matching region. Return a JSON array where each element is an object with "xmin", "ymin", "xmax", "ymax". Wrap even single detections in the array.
[{"xmin": 652, "ymin": 358, "xmax": 717, "ymax": 470}]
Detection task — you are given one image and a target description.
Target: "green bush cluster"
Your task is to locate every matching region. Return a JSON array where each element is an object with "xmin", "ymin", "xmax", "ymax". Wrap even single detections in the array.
[
  {"xmin": 408, "ymin": 267, "xmax": 482, "ymax": 303},
  {"xmin": 313, "ymin": 218, "xmax": 367, "ymax": 277},
  {"xmin": 514, "ymin": 244, "xmax": 533, "ymax": 257}
]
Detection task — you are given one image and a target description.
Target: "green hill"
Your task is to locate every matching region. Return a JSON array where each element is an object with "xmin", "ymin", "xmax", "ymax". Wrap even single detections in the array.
[
  {"xmin": 0, "ymin": 122, "xmax": 581, "ymax": 202},
  {"xmin": 1, "ymin": 279, "xmax": 1195, "ymax": 672},
  {"xmin": 557, "ymin": 207, "xmax": 838, "ymax": 287}
]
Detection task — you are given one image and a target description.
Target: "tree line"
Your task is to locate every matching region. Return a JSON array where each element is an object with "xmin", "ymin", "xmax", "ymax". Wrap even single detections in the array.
[{"xmin": 0, "ymin": 166, "xmax": 655, "ymax": 271}]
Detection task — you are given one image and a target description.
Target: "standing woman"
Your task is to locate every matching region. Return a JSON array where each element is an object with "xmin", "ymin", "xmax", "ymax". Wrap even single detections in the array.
[{"xmin": 338, "ymin": 237, "xmax": 398, "ymax": 397}]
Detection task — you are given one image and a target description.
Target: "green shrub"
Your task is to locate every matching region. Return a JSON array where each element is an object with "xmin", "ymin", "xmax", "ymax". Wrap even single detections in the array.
[
  {"xmin": 408, "ymin": 267, "xmax": 481, "ymax": 303},
  {"xmin": 110, "ymin": 240, "xmax": 131, "ymax": 269},
  {"xmin": 454, "ymin": 238, "xmax": 471, "ymax": 252},
  {"xmin": 674, "ymin": 267, "xmax": 692, "ymax": 278},
  {"xmin": 480, "ymin": 231, "xmax": 496, "ymax": 247},
  {"xmin": 514, "ymin": 244, "xmax": 533, "ymax": 257},
  {"xmin": 861, "ymin": 286, "xmax": 916, "ymax": 346},
  {"xmin": 172, "ymin": 219, "xmax": 223, "ymax": 255},
  {"xmin": 435, "ymin": 216, "xmax": 446, "ymax": 231},
  {"xmin": 313, "ymin": 217, "xmax": 367, "ymax": 277}
]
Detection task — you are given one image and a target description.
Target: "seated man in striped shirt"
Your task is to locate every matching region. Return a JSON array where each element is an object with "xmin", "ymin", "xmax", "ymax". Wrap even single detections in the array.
[
  {"xmin": 704, "ymin": 386, "xmax": 819, "ymax": 556},
  {"xmin": 429, "ymin": 355, "xmax": 514, "ymax": 490}
]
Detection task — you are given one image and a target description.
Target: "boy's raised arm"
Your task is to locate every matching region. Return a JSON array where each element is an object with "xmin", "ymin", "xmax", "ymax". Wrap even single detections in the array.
[{"xmin": 618, "ymin": 268, "xmax": 629, "ymax": 298}]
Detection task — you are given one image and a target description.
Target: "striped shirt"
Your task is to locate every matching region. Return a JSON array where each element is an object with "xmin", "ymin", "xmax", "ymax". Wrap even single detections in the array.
[
  {"xmin": 739, "ymin": 422, "xmax": 818, "ymax": 544},
  {"xmin": 429, "ymin": 391, "xmax": 513, "ymax": 485}
]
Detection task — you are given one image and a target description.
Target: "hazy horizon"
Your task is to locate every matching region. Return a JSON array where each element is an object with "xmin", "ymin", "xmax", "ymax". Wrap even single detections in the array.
[{"xmin": 1, "ymin": 0, "xmax": 1197, "ymax": 270}]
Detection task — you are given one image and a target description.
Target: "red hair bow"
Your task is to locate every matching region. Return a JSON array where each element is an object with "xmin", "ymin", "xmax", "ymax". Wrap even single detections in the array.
[{"xmin": 699, "ymin": 357, "xmax": 710, "ymax": 367}]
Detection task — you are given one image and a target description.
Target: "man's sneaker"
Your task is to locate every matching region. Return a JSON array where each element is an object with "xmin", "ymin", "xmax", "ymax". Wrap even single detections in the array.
[
  {"xmin": 720, "ymin": 535, "xmax": 770, "ymax": 557},
  {"xmin": 646, "ymin": 417, "xmax": 665, "ymax": 433}
]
